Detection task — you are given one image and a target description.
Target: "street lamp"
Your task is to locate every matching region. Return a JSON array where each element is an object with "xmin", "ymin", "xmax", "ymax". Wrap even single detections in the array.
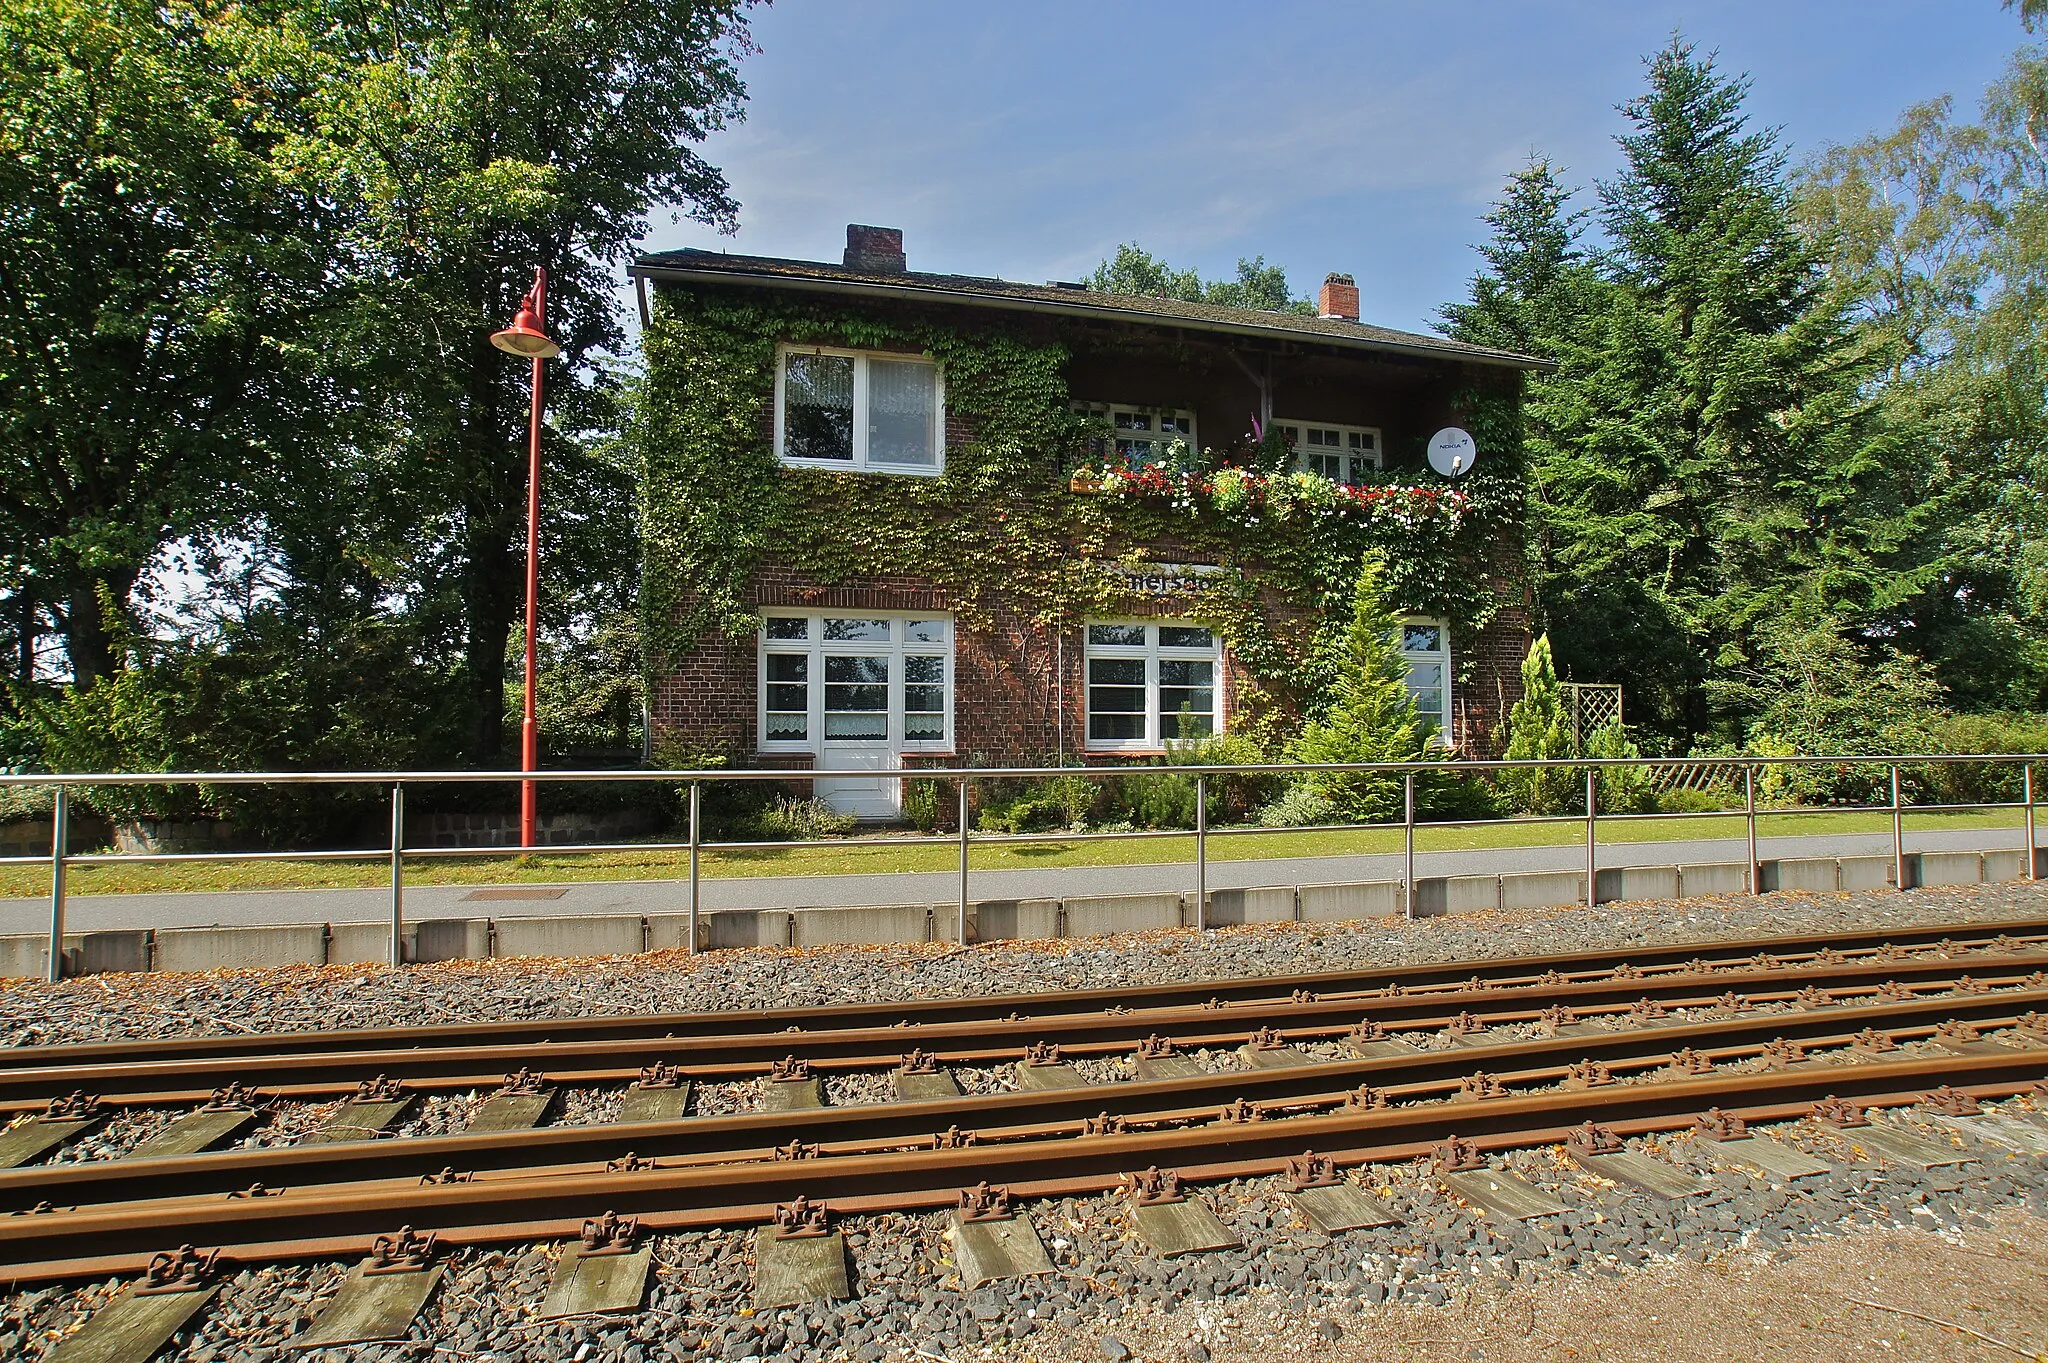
[{"xmin": 491, "ymin": 268, "xmax": 561, "ymax": 850}]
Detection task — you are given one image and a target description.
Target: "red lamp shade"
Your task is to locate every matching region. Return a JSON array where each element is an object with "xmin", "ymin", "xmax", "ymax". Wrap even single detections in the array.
[{"xmin": 492, "ymin": 295, "xmax": 560, "ymax": 359}]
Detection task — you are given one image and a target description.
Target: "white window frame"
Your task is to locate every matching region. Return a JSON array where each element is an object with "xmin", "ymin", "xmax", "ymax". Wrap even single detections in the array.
[
  {"xmin": 1399, "ymin": 617, "xmax": 1453, "ymax": 747},
  {"xmin": 1083, "ymin": 618, "xmax": 1224, "ymax": 752},
  {"xmin": 758, "ymin": 610, "xmax": 955, "ymax": 753},
  {"xmin": 1072, "ymin": 402, "xmax": 1197, "ymax": 467},
  {"xmin": 1277, "ymin": 418, "xmax": 1383, "ymax": 486},
  {"xmin": 773, "ymin": 343, "xmax": 946, "ymax": 475}
]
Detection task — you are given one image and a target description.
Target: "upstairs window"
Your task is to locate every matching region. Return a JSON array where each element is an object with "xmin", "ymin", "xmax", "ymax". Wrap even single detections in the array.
[
  {"xmin": 1278, "ymin": 419, "xmax": 1381, "ymax": 486},
  {"xmin": 1400, "ymin": 619, "xmax": 1452, "ymax": 744},
  {"xmin": 1085, "ymin": 620, "xmax": 1221, "ymax": 750},
  {"xmin": 776, "ymin": 345, "xmax": 944, "ymax": 473},
  {"xmin": 1073, "ymin": 403, "xmax": 1197, "ymax": 467}
]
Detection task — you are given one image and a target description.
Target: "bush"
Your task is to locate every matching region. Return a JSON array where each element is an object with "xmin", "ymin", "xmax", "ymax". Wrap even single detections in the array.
[
  {"xmin": 1713, "ymin": 614, "xmax": 1948, "ymax": 805},
  {"xmin": 901, "ymin": 775, "xmax": 956, "ymax": 833},
  {"xmin": 1586, "ymin": 716, "xmax": 1659, "ymax": 814},
  {"xmin": 1255, "ymin": 784, "xmax": 1338, "ymax": 828},
  {"xmin": 752, "ymin": 796, "xmax": 857, "ymax": 840},
  {"xmin": 0, "ymin": 781, "xmax": 56, "ymax": 823},
  {"xmin": 975, "ymin": 774, "xmax": 1093, "ymax": 833},
  {"xmin": 1122, "ymin": 770, "xmax": 1198, "ymax": 829},
  {"xmin": 1917, "ymin": 711, "xmax": 2048, "ymax": 806},
  {"xmin": 1418, "ymin": 768, "xmax": 1506, "ymax": 821},
  {"xmin": 1653, "ymin": 786, "xmax": 1727, "ymax": 814},
  {"xmin": 1152, "ymin": 728, "xmax": 1280, "ymax": 820}
]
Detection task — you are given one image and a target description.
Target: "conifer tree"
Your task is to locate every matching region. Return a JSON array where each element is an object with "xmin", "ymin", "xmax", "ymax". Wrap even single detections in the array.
[
  {"xmin": 1290, "ymin": 556, "xmax": 1424, "ymax": 820},
  {"xmin": 1448, "ymin": 37, "xmax": 1888, "ymax": 748},
  {"xmin": 1499, "ymin": 635, "xmax": 1578, "ymax": 814}
]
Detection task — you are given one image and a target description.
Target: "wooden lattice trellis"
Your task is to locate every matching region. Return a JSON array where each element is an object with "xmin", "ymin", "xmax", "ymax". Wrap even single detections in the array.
[{"xmin": 1563, "ymin": 683, "xmax": 1623, "ymax": 750}]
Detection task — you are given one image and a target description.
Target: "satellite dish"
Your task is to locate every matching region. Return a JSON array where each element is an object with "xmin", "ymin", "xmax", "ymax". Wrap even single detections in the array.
[{"xmin": 1428, "ymin": 427, "xmax": 1477, "ymax": 478}]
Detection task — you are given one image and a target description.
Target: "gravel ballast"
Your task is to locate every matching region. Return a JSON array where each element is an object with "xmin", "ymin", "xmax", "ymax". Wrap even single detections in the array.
[
  {"xmin": 2, "ymin": 879, "xmax": 2045, "ymax": 1362},
  {"xmin": 3, "ymin": 879, "xmax": 2045, "ymax": 1050}
]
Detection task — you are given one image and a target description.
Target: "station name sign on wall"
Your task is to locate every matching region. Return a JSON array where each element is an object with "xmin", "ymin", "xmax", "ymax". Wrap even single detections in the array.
[{"xmin": 1102, "ymin": 561, "xmax": 1224, "ymax": 597}]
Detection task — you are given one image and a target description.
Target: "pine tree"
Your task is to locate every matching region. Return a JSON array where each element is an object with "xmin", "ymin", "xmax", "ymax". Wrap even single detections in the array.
[
  {"xmin": 1290, "ymin": 557, "xmax": 1425, "ymax": 820},
  {"xmin": 1438, "ymin": 158, "xmax": 1600, "ymax": 357},
  {"xmin": 1499, "ymin": 635, "xmax": 1577, "ymax": 814},
  {"xmin": 1449, "ymin": 37, "xmax": 1890, "ymax": 749}
]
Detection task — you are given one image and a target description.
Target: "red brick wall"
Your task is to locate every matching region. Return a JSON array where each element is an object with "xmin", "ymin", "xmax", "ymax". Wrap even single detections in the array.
[{"xmin": 649, "ymin": 560, "xmax": 1527, "ymax": 765}]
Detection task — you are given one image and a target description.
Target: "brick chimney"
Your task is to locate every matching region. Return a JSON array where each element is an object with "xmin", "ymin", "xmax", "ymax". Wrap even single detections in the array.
[
  {"xmin": 844, "ymin": 224, "xmax": 906, "ymax": 274},
  {"xmin": 1318, "ymin": 272, "xmax": 1359, "ymax": 321}
]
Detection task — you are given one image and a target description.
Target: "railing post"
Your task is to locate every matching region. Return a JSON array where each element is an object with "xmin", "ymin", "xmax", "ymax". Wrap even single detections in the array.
[
  {"xmin": 388, "ymin": 782, "xmax": 404, "ymax": 969},
  {"xmin": 1194, "ymin": 774, "xmax": 1208, "ymax": 932},
  {"xmin": 45, "ymin": 786, "xmax": 67, "ymax": 984},
  {"xmin": 1891, "ymin": 764, "xmax": 1906, "ymax": 890},
  {"xmin": 957, "ymin": 777, "xmax": 970, "ymax": 945},
  {"xmin": 1584, "ymin": 766, "xmax": 1598, "ymax": 908},
  {"xmin": 1403, "ymin": 772, "xmax": 1416, "ymax": 920},
  {"xmin": 2026, "ymin": 763, "xmax": 2038, "ymax": 882},
  {"xmin": 688, "ymin": 781, "xmax": 702, "ymax": 954},
  {"xmin": 1744, "ymin": 765, "xmax": 1759, "ymax": 895}
]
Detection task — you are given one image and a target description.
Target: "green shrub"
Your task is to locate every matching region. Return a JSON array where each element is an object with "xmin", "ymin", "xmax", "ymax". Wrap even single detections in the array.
[
  {"xmin": 1917, "ymin": 712, "xmax": 2048, "ymax": 806},
  {"xmin": 1653, "ymin": 786, "xmax": 1728, "ymax": 814},
  {"xmin": 1586, "ymin": 716, "xmax": 1658, "ymax": 814},
  {"xmin": 1113, "ymin": 769, "xmax": 1198, "ymax": 829},
  {"xmin": 1153, "ymin": 728, "xmax": 1280, "ymax": 821},
  {"xmin": 0, "ymin": 781, "xmax": 56, "ymax": 823},
  {"xmin": 901, "ymin": 775, "xmax": 956, "ymax": 833},
  {"xmin": 1418, "ymin": 768, "xmax": 1506, "ymax": 821},
  {"xmin": 1255, "ymin": 784, "xmax": 1338, "ymax": 828},
  {"xmin": 1714, "ymin": 614, "xmax": 1948, "ymax": 805},
  {"xmin": 975, "ymin": 774, "xmax": 1093, "ymax": 833},
  {"xmin": 753, "ymin": 796, "xmax": 857, "ymax": 840}
]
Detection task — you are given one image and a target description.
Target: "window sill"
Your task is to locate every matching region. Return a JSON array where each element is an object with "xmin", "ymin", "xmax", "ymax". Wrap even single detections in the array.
[{"xmin": 777, "ymin": 458, "xmax": 945, "ymax": 478}]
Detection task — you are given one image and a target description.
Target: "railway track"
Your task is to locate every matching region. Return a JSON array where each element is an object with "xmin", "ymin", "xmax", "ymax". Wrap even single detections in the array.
[{"xmin": 10, "ymin": 916, "xmax": 2048, "ymax": 1360}]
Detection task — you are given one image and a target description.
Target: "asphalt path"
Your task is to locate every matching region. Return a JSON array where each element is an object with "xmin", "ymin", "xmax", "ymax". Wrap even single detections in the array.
[{"xmin": 3, "ymin": 826, "xmax": 2032, "ymax": 935}]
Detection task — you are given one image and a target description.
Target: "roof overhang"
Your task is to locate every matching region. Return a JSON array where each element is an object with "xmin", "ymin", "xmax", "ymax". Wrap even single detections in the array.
[{"xmin": 628, "ymin": 260, "xmax": 1557, "ymax": 374}]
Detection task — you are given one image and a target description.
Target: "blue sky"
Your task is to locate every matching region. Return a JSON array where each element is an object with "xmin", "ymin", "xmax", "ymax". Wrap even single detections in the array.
[{"xmin": 643, "ymin": 1, "xmax": 2031, "ymax": 336}]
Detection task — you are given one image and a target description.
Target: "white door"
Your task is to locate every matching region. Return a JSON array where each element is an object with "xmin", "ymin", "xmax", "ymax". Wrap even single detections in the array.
[{"xmin": 817, "ymin": 648, "xmax": 899, "ymax": 817}]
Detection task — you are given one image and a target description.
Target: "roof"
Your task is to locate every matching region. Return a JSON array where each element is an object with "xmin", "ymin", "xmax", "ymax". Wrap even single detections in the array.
[{"xmin": 629, "ymin": 248, "xmax": 1553, "ymax": 373}]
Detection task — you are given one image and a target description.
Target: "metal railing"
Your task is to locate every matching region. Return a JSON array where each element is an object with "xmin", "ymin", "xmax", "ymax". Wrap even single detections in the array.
[{"xmin": 1, "ymin": 753, "xmax": 2042, "ymax": 983}]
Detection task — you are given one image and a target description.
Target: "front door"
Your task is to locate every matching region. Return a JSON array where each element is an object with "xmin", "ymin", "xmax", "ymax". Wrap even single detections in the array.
[{"xmin": 818, "ymin": 649, "xmax": 897, "ymax": 817}]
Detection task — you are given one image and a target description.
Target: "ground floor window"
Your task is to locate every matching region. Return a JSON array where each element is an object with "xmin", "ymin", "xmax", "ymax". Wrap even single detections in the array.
[
  {"xmin": 1400, "ymin": 619, "xmax": 1451, "ymax": 743},
  {"xmin": 1085, "ymin": 620, "xmax": 1220, "ymax": 750},
  {"xmin": 758, "ymin": 612, "xmax": 952, "ymax": 751}
]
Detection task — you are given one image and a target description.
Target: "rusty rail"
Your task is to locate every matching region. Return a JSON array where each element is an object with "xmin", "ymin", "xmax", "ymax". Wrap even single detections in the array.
[{"xmin": 2, "ymin": 942, "xmax": 2043, "ymax": 1111}]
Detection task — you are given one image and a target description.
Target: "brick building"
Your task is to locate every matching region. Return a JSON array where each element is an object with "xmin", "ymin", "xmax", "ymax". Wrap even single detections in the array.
[{"xmin": 629, "ymin": 226, "xmax": 1544, "ymax": 818}]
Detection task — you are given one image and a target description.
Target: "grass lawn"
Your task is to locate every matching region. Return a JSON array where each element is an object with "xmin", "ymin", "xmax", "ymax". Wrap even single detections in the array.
[{"xmin": 0, "ymin": 808, "xmax": 2024, "ymax": 898}]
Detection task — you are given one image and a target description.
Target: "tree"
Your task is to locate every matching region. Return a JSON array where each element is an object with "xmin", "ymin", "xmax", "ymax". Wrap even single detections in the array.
[
  {"xmin": 1797, "ymin": 47, "xmax": 2048, "ymax": 710},
  {"xmin": 284, "ymin": 0, "xmax": 755, "ymax": 763},
  {"xmin": 1446, "ymin": 38, "xmax": 1893, "ymax": 748},
  {"xmin": 0, "ymin": 0, "xmax": 329, "ymax": 685},
  {"xmin": 1498, "ymin": 635, "xmax": 1578, "ymax": 814},
  {"xmin": 1439, "ymin": 158, "xmax": 1602, "ymax": 356},
  {"xmin": 1289, "ymin": 556, "xmax": 1425, "ymax": 819},
  {"xmin": 1088, "ymin": 243, "xmax": 1313, "ymax": 314}
]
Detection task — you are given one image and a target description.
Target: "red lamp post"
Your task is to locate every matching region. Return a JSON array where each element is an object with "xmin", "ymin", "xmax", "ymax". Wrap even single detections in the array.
[{"xmin": 491, "ymin": 269, "xmax": 561, "ymax": 850}]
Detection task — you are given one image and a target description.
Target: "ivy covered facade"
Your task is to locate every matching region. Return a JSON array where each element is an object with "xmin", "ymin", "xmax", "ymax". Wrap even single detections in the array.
[{"xmin": 629, "ymin": 227, "xmax": 1543, "ymax": 817}]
